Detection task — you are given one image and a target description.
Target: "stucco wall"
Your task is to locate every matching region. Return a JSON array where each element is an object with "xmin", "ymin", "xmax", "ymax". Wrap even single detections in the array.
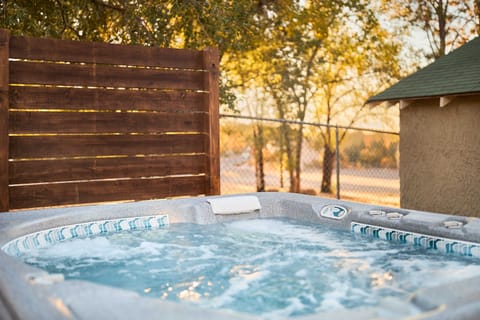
[{"xmin": 400, "ymin": 95, "xmax": 480, "ymax": 216}]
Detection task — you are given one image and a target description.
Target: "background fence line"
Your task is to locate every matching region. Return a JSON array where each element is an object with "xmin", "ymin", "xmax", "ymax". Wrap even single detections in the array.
[
  {"xmin": 220, "ymin": 113, "xmax": 400, "ymax": 207},
  {"xmin": 220, "ymin": 114, "xmax": 399, "ymax": 135}
]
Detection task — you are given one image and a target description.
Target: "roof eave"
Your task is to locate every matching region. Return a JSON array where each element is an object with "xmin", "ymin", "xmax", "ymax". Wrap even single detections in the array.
[{"xmin": 367, "ymin": 91, "xmax": 480, "ymax": 108}]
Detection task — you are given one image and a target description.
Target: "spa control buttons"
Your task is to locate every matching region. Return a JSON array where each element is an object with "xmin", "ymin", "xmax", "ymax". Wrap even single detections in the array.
[{"xmin": 318, "ymin": 204, "xmax": 349, "ymax": 220}]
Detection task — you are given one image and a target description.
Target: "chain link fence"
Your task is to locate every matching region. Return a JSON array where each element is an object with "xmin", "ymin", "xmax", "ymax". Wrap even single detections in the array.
[{"xmin": 220, "ymin": 114, "xmax": 400, "ymax": 207}]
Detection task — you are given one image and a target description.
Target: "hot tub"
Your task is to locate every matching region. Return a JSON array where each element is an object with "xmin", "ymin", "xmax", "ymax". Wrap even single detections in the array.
[{"xmin": 1, "ymin": 192, "xmax": 480, "ymax": 320}]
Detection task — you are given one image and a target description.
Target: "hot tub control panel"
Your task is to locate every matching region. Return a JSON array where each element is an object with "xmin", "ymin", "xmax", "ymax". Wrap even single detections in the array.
[{"xmin": 317, "ymin": 204, "xmax": 349, "ymax": 220}]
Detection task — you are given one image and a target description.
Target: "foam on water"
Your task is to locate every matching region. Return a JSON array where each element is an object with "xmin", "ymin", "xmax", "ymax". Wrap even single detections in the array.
[
  {"xmin": 226, "ymin": 219, "xmax": 337, "ymax": 246},
  {"xmin": 19, "ymin": 218, "xmax": 480, "ymax": 318}
]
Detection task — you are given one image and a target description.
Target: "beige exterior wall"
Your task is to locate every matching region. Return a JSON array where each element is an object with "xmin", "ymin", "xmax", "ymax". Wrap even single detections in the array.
[{"xmin": 400, "ymin": 95, "xmax": 480, "ymax": 216}]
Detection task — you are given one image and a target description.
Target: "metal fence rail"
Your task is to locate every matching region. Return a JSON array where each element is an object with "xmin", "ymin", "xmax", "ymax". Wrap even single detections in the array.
[{"xmin": 220, "ymin": 114, "xmax": 400, "ymax": 207}]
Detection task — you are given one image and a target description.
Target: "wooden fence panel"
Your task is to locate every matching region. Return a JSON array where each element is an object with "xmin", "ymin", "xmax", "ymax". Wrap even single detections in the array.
[
  {"xmin": 10, "ymin": 61, "xmax": 204, "ymax": 90},
  {"xmin": 203, "ymin": 48, "xmax": 221, "ymax": 195},
  {"xmin": 9, "ymin": 112, "xmax": 208, "ymax": 134},
  {"xmin": 10, "ymin": 86, "xmax": 207, "ymax": 112},
  {"xmin": 10, "ymin": 35, "xmax": 203, "ymax": 69},
  {"xmin": 0, "ymin": 30, "xmax": 219, "ymax": 211},
  {"xmin": 9, "ymin": 155, "xmax": 208, "ymax": 185},
  {"xmin": 9, "ymin": 176, "xmax": 206, "ymax": 210},
  {"xmin": 9, "ymin": 134, "xmax": 207, "ymax": 159},
  {"xmin": 0, "ymin": 30, "xmax": 9, "ymax": 211}
]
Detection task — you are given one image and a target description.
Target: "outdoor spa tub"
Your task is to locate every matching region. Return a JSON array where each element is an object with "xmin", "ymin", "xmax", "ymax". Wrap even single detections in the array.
[{"xmin": 1, "ymin": 192, "xmax": 480, "ymax": 320}]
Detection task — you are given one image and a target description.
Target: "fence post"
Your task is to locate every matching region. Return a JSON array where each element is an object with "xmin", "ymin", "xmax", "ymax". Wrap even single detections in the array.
[
  {"xmin": 0, "ymin": 29, "xmax": 9, "ymax": 211},
  {"xmin": 203, "ymin": 47, "xmax": 220, "ymax": 195},
  {"xmin": 335, "ymin": 125, "xmax": 340, "ymax": 200}
]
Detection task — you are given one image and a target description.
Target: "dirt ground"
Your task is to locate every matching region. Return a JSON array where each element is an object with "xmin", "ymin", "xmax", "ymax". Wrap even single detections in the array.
[{"xmin": 220, "ymin": 155, "xmax": 400, "ymax": 207}]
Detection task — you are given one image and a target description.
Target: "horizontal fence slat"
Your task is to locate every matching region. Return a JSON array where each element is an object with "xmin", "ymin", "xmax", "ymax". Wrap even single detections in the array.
[
  {"xmin": 10, "ymin": 154, "xmax": 208, "ymax": 184},
  {"xmin": 10, "ymin": 86, "xmax": 207, "ymax": 112},
  {"xmin": 9, "ymin": 175, "xmax": 207, "ymax": 209},
  {"xmin": 10, "ymin": 134, "xmax": 207, "ymax": 159},
  {"xmin": 10, "ymin": 111, "xmax": 208, "ymax": 134},
  {"xmin": 10, "ymin": 35, "xmax": 204, "ymax": 69},
  {"xmin": 10, "ymin": 61, "xmax": 204, "ymax": 90}
]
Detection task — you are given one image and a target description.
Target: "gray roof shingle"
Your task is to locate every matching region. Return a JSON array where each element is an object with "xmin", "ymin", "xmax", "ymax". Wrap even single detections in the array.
[{"xmin": 367, "ymin": 37, "xmax": 480, "ymax": 103}]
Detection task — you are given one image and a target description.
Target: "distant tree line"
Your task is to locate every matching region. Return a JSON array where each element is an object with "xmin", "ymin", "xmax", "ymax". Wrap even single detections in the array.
[{"xmin": 2, "ymin": 0, "xmax": 478, "ymax": 194}]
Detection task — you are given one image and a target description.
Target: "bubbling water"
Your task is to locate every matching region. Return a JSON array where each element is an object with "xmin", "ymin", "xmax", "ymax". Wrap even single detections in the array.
[{"xmin": 20, "ymin": 219, "xmax": 480, "ymax": 318}]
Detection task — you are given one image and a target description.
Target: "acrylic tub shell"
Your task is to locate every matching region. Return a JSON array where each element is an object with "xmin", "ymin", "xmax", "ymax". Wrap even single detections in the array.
[{"xmin": 1, "ymin": 192, "xmax": 480, "ymax": 320}]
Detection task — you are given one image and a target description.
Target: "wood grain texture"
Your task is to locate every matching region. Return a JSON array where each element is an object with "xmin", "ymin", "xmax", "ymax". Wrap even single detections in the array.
[
  {"xmin": 10, "ymin": 111, "xmax": 208, "ymax": 134},
  {"xmin": 10, "ymin": 86, "xmax": 207, "ymax": 112},
  {"xmin": 9, "ymin": 175, "xmax": 207, "ymax": 209},
  {"xmin": 203, "ymin": 47, "xmax": 221, "ymax": 195},
  {"xmin": 10, "ymin": 154, "xmax": 208, "ymax": 184},
  {"xmin": 0, "ymin": 29, "xmax": 9, "ymax": 211},
  {"xmin": 9, "ymin": 35, "xmax": 203, "ymax": 69},
  {"xmin": 10, "ymin": 61, "xmax": 204, "ymax": 90},
  {"xmin": 9, "ymin": 134, "xmax": 207, "ymax": 159},
  {"xmin": 3, "ymin": 31, "xmax": 218, "ymax": 210}
]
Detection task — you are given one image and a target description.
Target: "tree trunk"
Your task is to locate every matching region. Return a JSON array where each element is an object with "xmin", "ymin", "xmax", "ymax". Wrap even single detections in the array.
[
  {"xmin": 280, "ymin": 122, "xmax": 296, "ymax": 192},
  {"xmin": 436, "ymin": 0, "xmax": 447, "ymax": 58},
  {"xmin": 320, "ymin": 144, "xmax": 336, "ymax": 193},
  {"xmin": 253, "ymin": 123, "xmax": 265, "ymax": 192},
  {"xmin": 475, "ymin": 0, "xmax": 480, "ymax": 35},
  {"xmin": 293, "ymin": 124, "xmax": 304, "ymax": 193}
]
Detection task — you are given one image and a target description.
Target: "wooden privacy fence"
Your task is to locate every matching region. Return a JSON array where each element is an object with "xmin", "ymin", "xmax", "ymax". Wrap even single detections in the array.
[{"xmin": 0, "ymin": 29, "xmax": 220, "ymax": 211}]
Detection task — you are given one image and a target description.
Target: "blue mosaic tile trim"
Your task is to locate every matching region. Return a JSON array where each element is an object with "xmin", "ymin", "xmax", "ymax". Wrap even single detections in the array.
[
  {"xmin": 1, "ymin": 215, "xmax": 169, "ymax": 257},
  {"xmin": 351, "ymin": 222, "xmax": 480, "ymax": 257}
]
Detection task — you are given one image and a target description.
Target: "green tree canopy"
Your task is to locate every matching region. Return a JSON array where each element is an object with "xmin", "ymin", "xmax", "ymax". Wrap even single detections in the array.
[{"xmin": 1, "ymin": 0, "xmax": 404, "ymax": 193}]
